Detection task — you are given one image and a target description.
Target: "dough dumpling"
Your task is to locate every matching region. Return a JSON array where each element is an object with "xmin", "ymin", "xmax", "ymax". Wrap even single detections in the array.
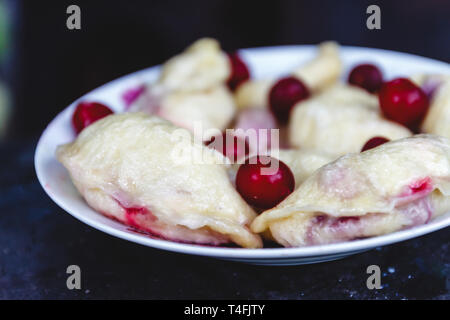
[
  {"xmin": 234, "ymin": 42, "xmax": 342, "ymax": 110},
  {"xmin": 289, "ymin": 85, "xmax": 411, "ymax": 156},
  {"xmin": 57, "ymin": 113, "xmax": 262, "ymax": 248},
  {"xmin": 422, "ymin": 80, "xmax": 450, "ymax": 139},
  {"xmin": 291, "ymin": 41, "xmax": 342, "ymax": 92},
  {"xmin": 129, "ymin": 38, "xmax": 236, "ymax": 136},
  {"xmin": 157, "ymin": 85, "xmax": 235, "ymax": 139},
  {"xmin": 274, "ymin": 149, "xmax": 334, "ymax": 188},
  {"xmin": 251, "ymin": 135, "xmax": 450, "ymax": 247},
  {"xmin": 158, "ymin": 38, "xmax": 230, "ymax": 93}
]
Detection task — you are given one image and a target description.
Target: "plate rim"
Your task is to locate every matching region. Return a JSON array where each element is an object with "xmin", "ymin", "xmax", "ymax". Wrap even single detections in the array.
[{"xmin": 35, "ymin": 44, "xmax": 450, "ymax": 260}]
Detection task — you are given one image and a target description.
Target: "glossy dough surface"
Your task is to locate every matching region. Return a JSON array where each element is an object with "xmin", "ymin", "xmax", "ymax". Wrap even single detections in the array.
[
  {"xmin": 130, "ymin": 38, "xmax": 236, "ymax": 136},
  {"xmin": 275, "ymin": 149, "xmax": 334, "ymax": 188},
  {"xmin": 57, "ymin": 113, "xmax": 262, "ymax": 248},
  {"xmin": 289, "ymin": 84, "xmax": 412, "ymax": 156},
  {"xmin": 251, "ymin": 135, "xmax": 450, "ymax": 247}
]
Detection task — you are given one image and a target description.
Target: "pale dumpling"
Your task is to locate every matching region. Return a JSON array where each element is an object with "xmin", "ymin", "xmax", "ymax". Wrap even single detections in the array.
[
  {"xmin": 410, "ymin": 73, "xmax": 450, "ymax": 98},
  {"xmin": 251, "ymin": 135, "xmax": 450, "ymax": 247},
  {"xmin": 157, "ymin": 38, "xmax": 230, "ymax": 93},
  {"xmin": 274, "ymin": 149, "xmax": 335, "ymax": 188},
  {"xmin": 156, "ymin": 86, "xmax": 235, "ymax": 139},
  {"xmin": 129, "ymin": 38, "xmax": 236, "ymax": 136},
  {"xmin": 57, "ymin": 113, "xmax": 262, "ymax": 248},
  {"xmin": 234, "ymin": 41, "xmax": 342, "ymax": 110},
  {"xmin": 316, "ymin": 83, "xmax": 379, "ymax": 111},
  {"xmin": 422, "ymin": 80, "xmax": 450, "ymax": 139},
  {"xmin": 289, "ymin": 85, "xmax": 412, "ymax": 156},
  {"xmin": 291, "ymin": 41, "xmax": 342, "ymax": 92},
  {"xmin": 234, "ymin": 79, "xmax": 274, "ymax": 110}
]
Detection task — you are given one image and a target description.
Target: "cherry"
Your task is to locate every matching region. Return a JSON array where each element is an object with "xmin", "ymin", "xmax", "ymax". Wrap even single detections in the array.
[
  {"xmin": 72, "ymin": 101, "xmax": 114, "ymax": 134},
  {"xmin": 236, "ymin": 155, "xmax": 295, "ymax": 209},
  {"xmin": 269, "ymin": 76, "xmax": 310, "ymax": 124},
  {"xmin": 226, "ymin": 52, "xmax": 250, "ymax": 91},
  {"xmin": 361, "ymin": 136, "xmax": 390, "ymax": 152},
  {"xmin": 379, "ymin": 78, "xmax": 429, "ymax": 131},
  {"xmin": 348, "ymin": 63, "xmax": 383, "ymax": 93},
  {"xmin": 206, "ymin": 132, "xmax": 249, "ymax": 162}
]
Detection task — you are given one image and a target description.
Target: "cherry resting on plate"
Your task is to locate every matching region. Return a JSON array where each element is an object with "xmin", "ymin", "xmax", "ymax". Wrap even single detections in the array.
[
  {"xmin": 361, "ymin": 136, "xmax": 390, "ymax": 152},
  {"xmin": 348, "ymin": 63, "xmax": 383, "ymax": 93},
  {"xmin": 227, "ymin": 52, "xmax": 250, "ymax": 91},
  {"xmin": 269, "ymin": 76, "xmax": 310, "ymax": 124},
  {"xmin": 236, "ymin": 155, "xmax": 295, "ymax": 209},
  {"xmin": 379, "ymin": 78, "xmax": 429, "ymax": 131},
  {"xmin": 206, "ymin": 132, "xmax": 249, "ymax": 162},
  {"xmin": 72, "ymin": 101, "xmax": 114, "ymax": 134}
]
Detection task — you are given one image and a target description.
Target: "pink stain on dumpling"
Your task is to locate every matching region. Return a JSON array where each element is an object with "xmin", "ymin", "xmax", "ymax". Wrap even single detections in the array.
[
  {"xmin": 398, "ymin": 196, "xmax": 433, "ymax": 226},
  {"xmin": 396, "ymin": 177, "xmax": 433, "ymax": 206},
  {"xmin": 122, "ymin": 85, "xmax": 146, "ymax": 109},
  {"xmin": 124, "ymin": 206, "xmax": 155, "ymax": 229},
  {"xmin": 112, "ymin": 196, "xmax": 231, "ymax": 246},
  {"xmin": 409, "ymin": 177, "xmax": 433, "ymax": 194},
  {"xmin": 306, "ymin": 178, "xmax": 435, "ymax": 245},
  {"xmin": 234, "ymin": 108, "xmax": 278, "ymax": 153},
  {"xmin": 421, "ymin": 76, "xmax": 443, "ymax": 99},
  {"xmin": 118, "ymin": 203, "xmax": 191, "ymax": 242},
  {"xmin": 319, "ymin": 166, "xmax": 367, "ymax": 199},
  {"xmin": 126, "ymin": 87, "xmax": 161, "ymax": 115},
  {"xmin": 306, "ymin": 214, "xmax": 364, "ymax": 245}
]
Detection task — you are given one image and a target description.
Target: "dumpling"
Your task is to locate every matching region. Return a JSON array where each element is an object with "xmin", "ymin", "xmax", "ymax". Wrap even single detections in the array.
[
  {"xmin": 251, "ymin": 135, "xmax": 450, "ymax": 247},
  {"xmin": 57, "ymin": 113, "xmax": 262, "ymax": 248},
  {"xmin": 156, "ymin": 86, "xmax": 235, "ymax": 139},
  {"xmin": 157, "ymin": 37, "xmax": 230, "ymax": 93},
  {"xmin": 275, "ymin": 149, "xmax": 335, "ymax": 188},
  {"xmin": 234, "ymin": 79, "xmax": 274, "ymax": 110},
  {"xmin": 129, "ymin": 38, "xmax": 236, "ymax": 137},
  {"xmin": 234, "ymin": 42, "xmax": 342, "ymax": 110},
  {"xmin": 291, "ymin": 41, "xmax": 342, "ymax": 92},
  {"xmin": 233, "ymin": 108, "xmax": 278, "ymax": 151},
  {"xmin": 410, "ymin": 73, "xmax": 450, "ymax": 98},
  {"xmin": 289, "ymin": 84, "xmax": 411, "ymax": 156},
  {"xmin": 315, "ymin": 83, "xmax": 379, "ymax": 111},
  {"xmin": 422, "ymin": 80, "xmax": 450, "ymax": 139}
]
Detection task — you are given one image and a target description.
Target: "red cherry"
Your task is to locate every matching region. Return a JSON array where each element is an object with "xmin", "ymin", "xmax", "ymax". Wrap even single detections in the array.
[
  {"xmin": 379, "ymin": 78, "xmax": 429, "ymax": 131},
  {"xmin": 348, "ymin": 63, "xmax": 383, "ymax": 93},
  {"xmin": 236, "ymin": 156, "xmax": 295, "ymax": 209},
  {"xmin": 72, "ymin": 101, "xmax": 114, "ymax": 134},
  {"xmin": 269, "ymin": 76, "xmax": 310, "ymax": 124},
  {"xmin": 226, "ymin": 52, "xmax": 250, "ymax": 91},
  {"xmin": 206, "ymin": 132, "xmax": 249, "ymax": 162},
  {"xmin": 361, "ymin": 136, "xmax": 390, "ymax": 152}
]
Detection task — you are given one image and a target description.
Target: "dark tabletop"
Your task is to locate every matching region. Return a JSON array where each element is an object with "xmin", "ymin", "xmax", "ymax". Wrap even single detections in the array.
[{"xmin": 0, "ymin": 138, "xmax": 448, "ymax": 300}]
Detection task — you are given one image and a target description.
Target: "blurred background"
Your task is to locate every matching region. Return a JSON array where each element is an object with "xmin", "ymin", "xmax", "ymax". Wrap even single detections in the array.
[{"xmin": 0, "ymin": 0, "xmax": 449, "ymax": 141}]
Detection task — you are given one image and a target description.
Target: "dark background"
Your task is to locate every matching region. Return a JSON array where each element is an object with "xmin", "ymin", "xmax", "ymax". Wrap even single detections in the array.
[
  {"xmin": 3, "ymin": 0, "xmax": 450, "ymax": 138},
  {"xmin": 0, "ymin": 0, "xmax": 449, "ymax": 300}
]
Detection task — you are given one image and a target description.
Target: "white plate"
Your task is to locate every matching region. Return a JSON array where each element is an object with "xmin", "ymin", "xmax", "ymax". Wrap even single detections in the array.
[{"xmin": 35, "ymin": 45, "xmax": 450, "ymax": 266}]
